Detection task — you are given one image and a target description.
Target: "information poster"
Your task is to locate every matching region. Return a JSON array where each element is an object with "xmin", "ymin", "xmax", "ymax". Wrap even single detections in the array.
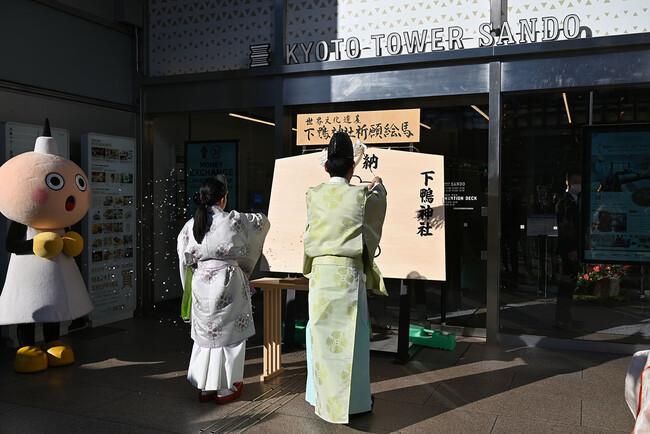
[
  {"xmin": 82, "ymin": 133, "xmax": 137, "ymax": 326},
  {"xmin": 185, "ymin": 141, "xmax": 238, "ymax": 218},
  {"xmin": 583, "ymin": 124, "xmax": 650, "ymax": 264}
]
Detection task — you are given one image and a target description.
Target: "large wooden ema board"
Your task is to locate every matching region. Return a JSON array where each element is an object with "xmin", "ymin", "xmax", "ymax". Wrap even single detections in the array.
[{"xmin": 262, "ymin": 147, "xmax": 445, "ymax": 280}]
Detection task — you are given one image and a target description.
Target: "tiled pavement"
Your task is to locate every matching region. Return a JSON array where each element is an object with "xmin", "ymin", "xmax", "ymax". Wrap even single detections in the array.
[{"xmin": 0, "ymin": 311, "xmax": 636, "ymax": 433}]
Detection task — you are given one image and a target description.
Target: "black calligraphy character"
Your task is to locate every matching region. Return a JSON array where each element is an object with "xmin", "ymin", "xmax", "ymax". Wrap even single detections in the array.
[
  {"xmin": 386, "ymin": 123, "xmax": 401, "ymax": 137},
  {"xmin": 356, "ymin": 123, "xmax": 368, "ymax": 141},
  {"xmin": 325, "ymin": 116, "xmax": 331, "ymax": 125},
  {"xmin": 363, "ymin": 153, "xmax": 379, "ymax": 170},
  {"xmin": 354, "ymin": 114, "xmax": 361, "ymax": 123},
  {"xmin": 401, "ymin": 121, "xmax": 414, "ymax": 138},
  {"xmin": 343, "ymin": 115, "xmax": 351, "ymax": 124},
  {"xmin": 306, "ymin": 117, "xmax": 314, "ymax": 126},
  {"xmin": 417, "ymin": 222, "xmax": 433, "ymax": 237},
  {"xmin": 420, "ymin": 187, "xmax": 434, "ymax": 203},
  {"xmin": 333, "ymin": 116, "xmax": 341, "ymax": 124},
  {"xmin": 417, "ymin": 205, "xmax": 434, "ymax": 221},
  {"xmin": 317, "ymin": 125, "xmax": 330, "ymax": 140},
  {"xmin": 369, "ymin": 123, "xmax": 382, "ymax": 139},
  {"xmin": 421, "ymin": 170, "xmax": 435, "ymax": 186},
  {"xmin": 316, "ymin": 116, "xmax": 323, "ymax": 126},
  {"xmin": 304, "ymin": 128, "xmax": 315, "ymax": 141},
  {"xmin": 342, "ymin": 125, "xmax": 354, "ymax": 137}
]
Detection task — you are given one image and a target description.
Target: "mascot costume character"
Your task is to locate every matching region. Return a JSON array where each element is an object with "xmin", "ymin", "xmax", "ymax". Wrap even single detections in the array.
[{"xmin": 0, "ymin": 119, "xmax": 93, "ymax": 373}]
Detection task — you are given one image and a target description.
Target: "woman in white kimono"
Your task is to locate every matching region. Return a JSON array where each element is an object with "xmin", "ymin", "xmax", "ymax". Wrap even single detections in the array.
[{"xmin": 177, "ymin": 176, "xmax": 269, "ymax": 403}]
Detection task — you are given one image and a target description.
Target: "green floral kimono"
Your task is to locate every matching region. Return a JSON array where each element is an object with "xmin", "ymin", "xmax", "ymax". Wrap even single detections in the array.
[{"xmin": 303, "ymin": 179, "xmax": 387, "ymax": 423}]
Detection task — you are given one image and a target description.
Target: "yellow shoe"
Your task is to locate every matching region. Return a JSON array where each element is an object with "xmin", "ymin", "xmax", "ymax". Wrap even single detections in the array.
[
  {"xmin": 14, "ymin": 346, "xmax": 48, "ymax": 373},
  {"xmin": 42, "ymin": 340, "xmax": 75, "ymax": 367}
]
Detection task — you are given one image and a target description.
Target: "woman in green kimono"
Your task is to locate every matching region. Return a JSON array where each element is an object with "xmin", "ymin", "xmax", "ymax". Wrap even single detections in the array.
[{"xmin": 303, "ymin": 132, "xmax": 388, "ymax": 424}]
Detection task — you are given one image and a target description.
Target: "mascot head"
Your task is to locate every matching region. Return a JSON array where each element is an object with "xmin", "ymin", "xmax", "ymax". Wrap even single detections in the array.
[{"xmin": 0, "ymin": 119, "xmax": 90, "ymax": 230}]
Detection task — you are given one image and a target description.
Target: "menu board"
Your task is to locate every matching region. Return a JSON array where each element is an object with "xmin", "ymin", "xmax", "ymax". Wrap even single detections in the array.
[
  {"xmin": 583, "ymin": 124, "xmax": 650, "ymax": 264},
  {"xmin": 185, "ymin": 141, "xmax": 238, "ymax": 218},
  {"xmin": 82, "ymin": 133, "xmax": 136, "ymax": 326}
]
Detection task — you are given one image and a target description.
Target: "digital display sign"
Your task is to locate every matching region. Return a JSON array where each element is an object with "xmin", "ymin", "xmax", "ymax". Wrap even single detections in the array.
[{"xmin": 583, "ymin": 124, "xmax": 650, "ymax": 264}]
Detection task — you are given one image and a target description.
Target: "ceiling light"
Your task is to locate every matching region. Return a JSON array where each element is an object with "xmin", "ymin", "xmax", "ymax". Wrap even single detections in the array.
[
  {"xmin": 229, "ymin": 113, "xmax": 297, "ymax": 131},
  {"xmin": 471, "ymin": 105, "xmax": 489, "ymax": 120},
  {"xmin": 563, "ymin": 93, "xmax": 572, "ymax": 124},
  {"xmin": 420, "ymin": 122, "xmax": 431, "ymax": 130},
  {"xmin": 229, "ymin": 113, "xmax": 275, "ymax": 126}
]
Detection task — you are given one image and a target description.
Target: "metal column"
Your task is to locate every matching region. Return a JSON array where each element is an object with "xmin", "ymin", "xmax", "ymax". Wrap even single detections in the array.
[
  {"xmin": 486, "ymin": 61, "xmax": 502, "ymax": 344},
  {"xmin": 273, "ymin": 0, "xmax": 289, "ymax": 160}
]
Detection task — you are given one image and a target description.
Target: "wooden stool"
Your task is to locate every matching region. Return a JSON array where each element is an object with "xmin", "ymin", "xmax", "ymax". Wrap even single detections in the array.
[{"xmin": 250, "ymin": 277, "xmax": 309, "ymax": 381}]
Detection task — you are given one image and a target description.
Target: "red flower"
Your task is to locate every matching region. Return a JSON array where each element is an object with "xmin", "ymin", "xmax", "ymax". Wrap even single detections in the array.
[
  {"xmin": 584, "ymin": 274, "xmax": 590, "ymax": 280},
  {"xmin": 624, "ymin": 265, "xmax": 632, "ymax": 268},
  {"xmin": 613, "ymin": 273, "xmax": 618, "ymax": 278},
  {"xmin": 606, "ymin": 266, "xmax": 611, "ymax": 271},
  {"xmin": 594, "ymin": 266, "xmax": 600, "ymax": 272}
]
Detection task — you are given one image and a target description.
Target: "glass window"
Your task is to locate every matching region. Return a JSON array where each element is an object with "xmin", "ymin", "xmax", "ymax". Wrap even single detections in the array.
[{"xmin": 500, "ymin": 89, "xmax": 650, "ymax": 343}]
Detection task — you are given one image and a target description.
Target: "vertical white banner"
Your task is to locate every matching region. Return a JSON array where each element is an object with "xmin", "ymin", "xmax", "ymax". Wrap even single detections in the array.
[{"xmin": 82, "ymin": 133, "xmax": 137, "ymax": 326}]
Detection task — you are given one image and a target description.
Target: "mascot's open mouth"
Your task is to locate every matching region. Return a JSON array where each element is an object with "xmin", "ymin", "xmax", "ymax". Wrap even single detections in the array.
[{"xmin": 65, "ymin": 196, "xmax": 75, "ymax": 211}]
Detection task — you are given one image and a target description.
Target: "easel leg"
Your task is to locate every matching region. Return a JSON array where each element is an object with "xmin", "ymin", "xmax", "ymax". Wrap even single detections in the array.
[
  {"xmin": 396, "ymin": 279, "xmax": 411, "ymax": 364},
  {"xmin": 284, "ymin": 289, "xmax": 296, "ymax": 350}
]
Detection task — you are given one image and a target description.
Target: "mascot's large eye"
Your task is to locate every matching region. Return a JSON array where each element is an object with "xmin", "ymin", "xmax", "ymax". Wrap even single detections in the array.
[
  {"xmin": 75, "ymin": 174, "xmax": 87, "ymax": 191},
  {"xmin": 46, "ymin": 173, "xmax": 65, "ymax": 191}
]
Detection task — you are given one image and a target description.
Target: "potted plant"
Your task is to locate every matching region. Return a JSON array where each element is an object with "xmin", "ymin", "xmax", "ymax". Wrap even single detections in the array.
[{"xmin": 577, "ymin": 264, "xmax": 631, "ymax": 297}]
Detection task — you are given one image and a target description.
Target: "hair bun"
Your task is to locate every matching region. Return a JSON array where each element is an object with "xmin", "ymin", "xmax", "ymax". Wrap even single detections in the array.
[{"xmin": 199, "ymin": 191, "xmax": 209, "ymax": 205}]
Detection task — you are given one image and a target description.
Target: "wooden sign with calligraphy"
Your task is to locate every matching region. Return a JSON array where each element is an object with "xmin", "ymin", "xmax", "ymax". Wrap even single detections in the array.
[
  {"xmin": 296, "ymin": 109, "xmax": 421, "ymax": 146},
  {"xmin": 261, "ymin": 148, "xmax": 445, "ymax": 281}
]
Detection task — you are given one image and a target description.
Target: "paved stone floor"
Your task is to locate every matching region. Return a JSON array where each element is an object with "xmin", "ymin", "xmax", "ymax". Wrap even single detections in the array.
[{"xmin": 0, "ymin": 311, "xmax": 637, "ymax": 433}]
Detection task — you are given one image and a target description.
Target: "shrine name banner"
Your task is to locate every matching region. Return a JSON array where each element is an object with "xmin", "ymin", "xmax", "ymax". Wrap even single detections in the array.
[
  {"xmin": 262, "ymin": 147, "xmax": 445, "ymax": 281},
  {"xmin": 296, "ymin": 108, "xmax": 421, "ymax": 146}
]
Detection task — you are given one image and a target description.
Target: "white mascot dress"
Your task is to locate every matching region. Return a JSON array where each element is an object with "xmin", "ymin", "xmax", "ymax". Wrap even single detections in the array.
[{"xmin": 0, "ymin": 119, "xmax": 93, "ymax": 373}]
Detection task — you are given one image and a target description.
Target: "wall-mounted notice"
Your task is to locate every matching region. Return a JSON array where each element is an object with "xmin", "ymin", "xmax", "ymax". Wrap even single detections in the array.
[
  {"xmin": 1, "ymin": 121, "xmax": 70, "ymax": 161},
  {"xmin": 262, "ymin": 147, "xmax": 445, "ymax": 280},
  {"xmin": 82, "ymin": 133, "xmax": 136, "ymax": 326},
  {"xmin": 296, "ymin": 109, "xmax": 420, "ymax": 146},
  {"xmin": 583, "ymin": 124, "xmax": 650, "ymax": 264},
  {"xmin": 185, "ymin": 141, "xmax": 238, "ymax": 218}
]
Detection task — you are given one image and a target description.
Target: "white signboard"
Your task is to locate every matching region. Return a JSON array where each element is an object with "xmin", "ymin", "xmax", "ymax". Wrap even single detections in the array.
[
  {"xmin": 262, "ymin": 148, "xmax": 446, "ymax": 281},
  {"xmin": 82, "ymin": 133, "xmax": 136, "ymax": 326}
]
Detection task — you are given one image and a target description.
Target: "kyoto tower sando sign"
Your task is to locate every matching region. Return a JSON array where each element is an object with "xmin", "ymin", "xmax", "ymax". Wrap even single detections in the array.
[{"xmin": 285, "ymin": 14, "xmax": 588, "ymax": 64}]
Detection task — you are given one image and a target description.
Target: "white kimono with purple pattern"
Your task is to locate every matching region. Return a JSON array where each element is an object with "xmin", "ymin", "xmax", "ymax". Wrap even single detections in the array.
[{"xmin": 177, "ymin": 206, "xmax": 269, "ymax": 349}]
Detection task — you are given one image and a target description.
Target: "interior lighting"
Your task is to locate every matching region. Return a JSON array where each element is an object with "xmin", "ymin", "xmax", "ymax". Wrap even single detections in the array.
[
  {"xmin": 229, "ymin": 113, "xmax": 275, "ymax": 127},
  {"xmin": 228, "ymin": 113, "xmax": 297, "ymax": 131},
  {"xmin": 471, "ymin": 105, "xmax": 489, "ymax": 120},
  {"xmin": 562, "ymin": 93, "xmax": 572, "ymax": 124},
  {"xmin": 420, "ymin": 122, "xmax": 431, "ymax": 130}
]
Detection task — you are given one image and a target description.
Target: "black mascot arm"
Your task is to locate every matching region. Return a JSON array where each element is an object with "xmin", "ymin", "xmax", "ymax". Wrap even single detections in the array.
[{"xmin": 5, "ymin": 221, "xmax": 34, "ymax": 255}]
